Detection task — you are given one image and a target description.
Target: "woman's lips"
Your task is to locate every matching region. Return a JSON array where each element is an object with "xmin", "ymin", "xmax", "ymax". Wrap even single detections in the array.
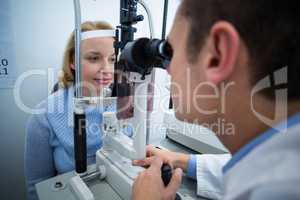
[{"xmin": 94, "ymin": 78, "xmax": 112, "ymax": 85}]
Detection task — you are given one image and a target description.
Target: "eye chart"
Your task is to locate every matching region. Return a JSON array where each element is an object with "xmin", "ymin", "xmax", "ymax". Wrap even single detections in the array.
[{"xmin": 0, "ymin": 0, "xmax": 16, "ymax": 88}]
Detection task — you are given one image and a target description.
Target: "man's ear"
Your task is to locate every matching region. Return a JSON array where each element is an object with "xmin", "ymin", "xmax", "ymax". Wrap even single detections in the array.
[{"xmin": 205, "ymin": 21, "xmax": 240, "ymax": 84}]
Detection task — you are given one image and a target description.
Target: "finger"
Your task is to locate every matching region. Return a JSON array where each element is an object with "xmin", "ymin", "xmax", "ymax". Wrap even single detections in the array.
[
  {"xmin": 146, "ymin": 145, "xmax": 167, "ymax": 156},
  {"xmin": 165, "ymin": 168, "xmax": 183, "ymax": 195},
  {"xmin": 132, "ymin": 160, "xmax": 144, "ymax": 166},
  {"xmin": 146, "ymin": 145, "xmax": 157, "ymax": 157},
  {"xmin": 148, "ymin": 156, "xmax": 163, "ymax": 172},
  {"xmin": 145, "ymin": 148, "xmax": 175, "ymax": 169},
  {"xmin": 132, "ymin": 157, "xmax": 155, "ymax": 166}
]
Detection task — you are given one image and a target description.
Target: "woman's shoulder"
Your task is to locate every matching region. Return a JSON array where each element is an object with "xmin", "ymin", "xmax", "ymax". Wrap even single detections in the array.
[
  {"xmin": 27, "ymin": 88, "xmax": 69, "ymax": 123},
  {"xmin": 34, "ymin": 87, "xmax": 70, "ymax": 111},
  {"xmin": 47, "ymin": 87, "xmax": 69, "ymax": 104}
]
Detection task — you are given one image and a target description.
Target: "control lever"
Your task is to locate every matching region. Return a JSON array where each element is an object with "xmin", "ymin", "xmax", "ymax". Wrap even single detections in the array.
[
  {"xmin": 161, "ymin": 164, "xmax": 172, "ymax": 186},
  {"xmin": 161, "ymin": 164, "xmax": 182, "ymax": 200}
]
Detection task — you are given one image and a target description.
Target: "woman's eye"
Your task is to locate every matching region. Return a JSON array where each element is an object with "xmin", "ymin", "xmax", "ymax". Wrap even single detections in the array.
[
  {"xmin": 109, "ymin": 57, "xmax": 116, "ymax": 63},
  {"xmin": 87, "ymin": 56, "xmax": 99, "ymax": 62}
]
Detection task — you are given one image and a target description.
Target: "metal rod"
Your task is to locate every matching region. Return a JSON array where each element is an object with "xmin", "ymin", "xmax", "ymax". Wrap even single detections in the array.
[
  {"xmin": 73, "ymin": 0, "xmax": 82, "ymax": 98},
  {"xmin": 146, "ymin": 71, "xmax": 156, "ymax": 145},
  {"xmin": 161, "ymin": 0, "xmax": 169, "ymax": 39},
  {"xmin": 73, "ymin": 0, "xmax": 87, "ymax": 174}
]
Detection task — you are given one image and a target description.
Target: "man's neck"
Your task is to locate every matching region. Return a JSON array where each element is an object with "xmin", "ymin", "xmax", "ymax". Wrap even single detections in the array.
[{"xmin": 223, "ymin": 99, "xmax": 300, "ymax": 155}]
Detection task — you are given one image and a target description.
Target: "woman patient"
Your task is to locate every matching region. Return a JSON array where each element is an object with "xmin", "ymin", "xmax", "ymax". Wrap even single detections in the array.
[{"xmin": 24, "ymin": 21, "xmax": 117, "ymax": 200}]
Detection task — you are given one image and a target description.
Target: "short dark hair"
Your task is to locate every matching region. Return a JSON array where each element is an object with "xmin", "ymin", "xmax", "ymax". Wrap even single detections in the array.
[{"xmin": 179, "ymin": 0, "xmax": 300, "ymax": 99}]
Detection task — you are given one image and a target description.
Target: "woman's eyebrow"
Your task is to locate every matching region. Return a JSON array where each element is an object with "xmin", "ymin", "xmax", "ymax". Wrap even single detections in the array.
[
  {"xmin": 85, "ymin": 51, "xmax": 115, "ymax": 57},
  {"xmin": 86, "ymin": 51, "xmax": 101, "ymax": 55}
]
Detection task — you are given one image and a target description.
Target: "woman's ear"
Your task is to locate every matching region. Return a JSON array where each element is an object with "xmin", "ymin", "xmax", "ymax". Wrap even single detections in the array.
[
  {"xmin": 70, "ymin": 63, "xmax": 75, "ymax": 71},
  {"xmin": 205, "ymin": 21, "xmax": 240, "ymax": 85}
]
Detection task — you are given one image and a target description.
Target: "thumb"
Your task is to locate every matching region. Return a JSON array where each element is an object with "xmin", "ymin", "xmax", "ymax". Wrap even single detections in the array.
[{"xmin": 165, "ymin": 168, "xmax": 183, "ymax": 196}]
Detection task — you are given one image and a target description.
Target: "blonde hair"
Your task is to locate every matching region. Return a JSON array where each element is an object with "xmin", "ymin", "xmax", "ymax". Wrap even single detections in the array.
[{"xmin": 59, "ymin": 21, "xmax": 114, "ymax": 88}]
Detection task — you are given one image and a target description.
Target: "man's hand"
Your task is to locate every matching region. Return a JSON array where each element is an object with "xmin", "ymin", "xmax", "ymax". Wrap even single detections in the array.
[
  {"xmin": 132, "ymin": 145, "xmax": 190, "ymax": 172},
  {"xmin": 132, "ymin": 157, "xmax": 183, "ymax": 200}
]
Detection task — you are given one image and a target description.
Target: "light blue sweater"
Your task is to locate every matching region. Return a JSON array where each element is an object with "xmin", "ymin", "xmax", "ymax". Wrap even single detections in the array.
[{"xmin": 24, "ymin": 87, "xmax": 122, "ymax": 200}]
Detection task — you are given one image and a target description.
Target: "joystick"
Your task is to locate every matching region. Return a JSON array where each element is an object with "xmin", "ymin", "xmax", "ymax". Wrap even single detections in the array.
[{"xmin": 161, "ymin": 164, "xmax": 182, "ymax": 200}]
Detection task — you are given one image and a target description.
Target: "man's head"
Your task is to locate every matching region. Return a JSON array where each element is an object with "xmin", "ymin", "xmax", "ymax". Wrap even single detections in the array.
[{"xmin": 167, "ymin": 0, "xmax": 300, "ymax": 150}]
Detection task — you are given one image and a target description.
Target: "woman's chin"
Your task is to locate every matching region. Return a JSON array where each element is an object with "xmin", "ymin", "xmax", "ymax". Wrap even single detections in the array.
[{"xmin": 81, "ymin": 82, "xmax": 112, "ymax": 96}]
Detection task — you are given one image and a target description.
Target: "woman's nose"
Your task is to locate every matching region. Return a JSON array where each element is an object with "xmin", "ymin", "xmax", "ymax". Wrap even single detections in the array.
[{"xmin": 99, "ymin": 59, "xmax": 113, "ymax": 72}]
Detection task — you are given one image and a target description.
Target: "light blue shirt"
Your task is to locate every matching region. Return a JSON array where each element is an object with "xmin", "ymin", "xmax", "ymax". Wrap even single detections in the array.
[
  {"xmin": 186, "ymin": 112, "xmax": 300, "ymax": 179},
  {"xmin": 187, "ymin": 155, "xmax": 197, "ymax": 179},
  {"xmin": 24, "ymin": 87, "xmax": 131, "ymax": 200},
  {"xmin": 223, "ymin": 112, "xmax": 300, "ymax": 173}
]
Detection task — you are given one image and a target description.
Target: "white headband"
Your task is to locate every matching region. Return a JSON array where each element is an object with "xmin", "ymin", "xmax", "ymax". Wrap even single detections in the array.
[{"xmin": 81, "ymin": 30, "xmax": 116, "ymax": 40}]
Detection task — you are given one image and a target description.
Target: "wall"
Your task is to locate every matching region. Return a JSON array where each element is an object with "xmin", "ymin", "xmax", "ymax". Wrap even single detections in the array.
[{"xmin": 0, "ymin": 0, "xmax": 179, "ymax": 199}]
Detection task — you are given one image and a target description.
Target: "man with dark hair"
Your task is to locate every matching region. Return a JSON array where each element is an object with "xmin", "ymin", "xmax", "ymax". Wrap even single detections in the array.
[{"xmin": 132, "ymin": 0, "xmax": 300, "ymax": 199}]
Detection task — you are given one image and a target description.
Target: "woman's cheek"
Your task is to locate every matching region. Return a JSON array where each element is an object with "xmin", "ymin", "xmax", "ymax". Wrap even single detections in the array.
[{"xmin": 84, "ymin": 65, "xmax": 95, "ymax": 77}]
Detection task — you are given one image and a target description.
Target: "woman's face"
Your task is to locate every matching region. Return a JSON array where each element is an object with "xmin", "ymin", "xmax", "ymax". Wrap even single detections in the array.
[{"xmin": 72, "ymin": 36, "xmax": 115, "ymax": 96}]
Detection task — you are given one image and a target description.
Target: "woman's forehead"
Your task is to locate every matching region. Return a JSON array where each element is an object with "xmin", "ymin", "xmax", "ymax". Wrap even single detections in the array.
[{"xmin": 81, "ymin": 37, "xmax": 114, "ymax": 54}]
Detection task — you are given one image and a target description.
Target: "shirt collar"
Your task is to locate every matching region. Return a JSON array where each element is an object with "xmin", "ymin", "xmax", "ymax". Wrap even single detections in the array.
[{"xmin": 223, "ymin": 112, "xmax": 300, "ymax": 174}]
